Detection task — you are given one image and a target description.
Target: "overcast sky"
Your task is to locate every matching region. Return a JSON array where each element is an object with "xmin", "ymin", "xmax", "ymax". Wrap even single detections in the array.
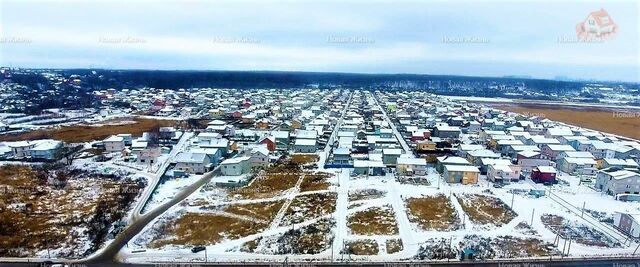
[{"xmin": 1, "ymin": 0, "xmax": 638, "ymax": 82}]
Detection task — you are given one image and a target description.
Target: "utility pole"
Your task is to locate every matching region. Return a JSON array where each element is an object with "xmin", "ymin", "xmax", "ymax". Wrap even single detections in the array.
[
  {"xmin": 46, "ymin": 238, "xmax": 51, "ymax": 259},
  {"xmin": 581, "ymin": 202, "xmax": 585, "ymax": 218},
  {"xmin": 331, "ymin": 240, "xmax": 334, "ymax": 262},
  {"xmin": 511, "ymin": 191, "xmax": 515, "ymax": 209},
  {"xmin": 449, "ymin": 236, "xmax": 453, "ymax": 260},
  {"xmin": 531, "ymin": 208, "xmax": 535, "ymax": 226}
]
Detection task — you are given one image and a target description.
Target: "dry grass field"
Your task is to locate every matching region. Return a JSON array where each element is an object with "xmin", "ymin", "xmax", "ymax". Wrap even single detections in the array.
[
  {"xmin": 541, "ymin": 214, "xmax": 620, "ymax": 248},
  {"xmin": 344, "ymin": 239, "xmax": 379, "ymax": 255},
  {"xmin": 493, "ymin": 236, "xmax": 556, "ymax": 258},
  {"xmin": 385, "ymin": 239, "xmax": 403, "ymax": 254},
  {"xmin": 492, "ymin": 103, "xmax": 640, "ymax": 140},
  {"xmin": 456, "ymin": 194, "xmax": 517, "ymax": 227},
  {"xmin": 224, "ymin": 200, "xmax": 285, "ymax": 222},
  {"xmin": 299, "ymin": 172, "xmax": 332, "ymax": 192},
  {"xmin": 280, "ymin": 192, "xmax": 337, "ymax": 226},
  {"xmin": 0, "ymin": 165, "xmax": 141, "ymax": 257},
  {"xmin": 281, "ymin": 218, "xmax": 336, "ymax": 254},
  {"xmin": 229, "ymin": 162, "xmax": 302, "ymax": 200},
  {"xmin": 240, "ymin": 237, "xmax": 261, "ymax": 253},
  {"xmin": 0, "ymin": 118, "xmax": 177, "ymax": 143},
  {"xmin": 347, "ymin": 205, "xmax": 399, "ymax": 235},
  {"xmin": 149, "ymin": 213, "xmax": 268, "ymax": 248},
  {"xmin": 290, "ymin": 154, "xmax": 319, "ymax": 165},
  {"xmin": 348, "ymin": 189, "xmax": 386, "ymax": 202},
  {"xmin": 406, "ymin": 194, "xmax": 461, "ymax": 231},
  {"xmin": 150, "ymin": 200, "xmax": 286, "ymax": 249}
]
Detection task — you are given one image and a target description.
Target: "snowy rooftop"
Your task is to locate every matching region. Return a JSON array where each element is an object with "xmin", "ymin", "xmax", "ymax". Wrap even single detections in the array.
[
  {"xmin": 397, "ymin": 157, "xmax": 427, "ymax": 166},
  {"xmin": 295, "ymin": 139, "xmax": 316, "ymax": 146},
  {"xmin": 104, "ymin": 135, "xmax": 124, "ymax": 142},
  {"xmin": 437, "ymin": 156, "xmax": 469, "ymax": 164},
  {"xmin": 221, "ymin": 156, "xmax": 250, "ymax": 165},
  {"xmin": 536, "ymin": 166, "xmax": 557, "ymax": 173},
  {"xmin": 175, "ymin": 152, "xmax": 208, "ymax": 164},
  {"xmin": 444, "ymin": 164, "xmax": 479, "ymax": 172}
]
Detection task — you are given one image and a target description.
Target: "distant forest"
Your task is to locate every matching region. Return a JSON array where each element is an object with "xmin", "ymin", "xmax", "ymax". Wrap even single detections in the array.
[
  {"xmin": 56, "ymin": 69, "xmax": 586, "ymax": 92},
  {"xmin": 3, "ymin": 69, "xmax": 637, "ymax": 114}
]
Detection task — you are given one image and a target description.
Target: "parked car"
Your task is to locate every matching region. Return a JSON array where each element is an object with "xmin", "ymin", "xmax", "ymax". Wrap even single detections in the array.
[{"xmin": 191, "ymin": 246, "xmax": 206, "ymax": 253}]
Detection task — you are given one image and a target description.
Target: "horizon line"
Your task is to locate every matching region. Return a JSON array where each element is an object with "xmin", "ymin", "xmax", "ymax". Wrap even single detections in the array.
[{"xmin": 2, "ymin": 66, "xmax": 638, "ymax": 84}]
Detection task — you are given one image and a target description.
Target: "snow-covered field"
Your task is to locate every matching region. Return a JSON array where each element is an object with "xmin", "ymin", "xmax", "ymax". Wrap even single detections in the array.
[{"xmin": 116, "ymin": 163, "xmax": 640, "ymax": 263}]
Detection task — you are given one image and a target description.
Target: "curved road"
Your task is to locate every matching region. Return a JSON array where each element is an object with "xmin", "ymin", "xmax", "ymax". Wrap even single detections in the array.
[
  {"xmin": 81, "ymin": 166, "xmax": 220, "ymax": 264},
  {"xmin": 129, "ymin": 131, "xmax": 193, "ymax": 222}
]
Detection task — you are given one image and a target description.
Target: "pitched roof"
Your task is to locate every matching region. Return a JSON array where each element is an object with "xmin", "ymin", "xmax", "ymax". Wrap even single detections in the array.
[
  {"xmin": 444, "ymin": 165, "xmax": 479, "ymax": 173},
  {"xmin": 175, "ymin": 152, "xmax": 208, "ymax": 164},
  {"xmin": 397, "ymin": 157, "xmax": 427, "ymax": 166},
  {"xmin": 535, "ymin": 166, "xmax": 557, "ymax": 173},
  {"xmin": 221, "ymin": 156, "xmax": 251, "ymax": 165}
]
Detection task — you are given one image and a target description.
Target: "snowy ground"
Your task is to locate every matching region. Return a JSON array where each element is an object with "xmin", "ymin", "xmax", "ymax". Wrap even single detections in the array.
[
  {"xmin": 118, "ymin": 162, "xmax": 640, "ymax": 263},
  {"xmin": 141, "ymin": 174, "xmax": 203, "ymax": 213}
]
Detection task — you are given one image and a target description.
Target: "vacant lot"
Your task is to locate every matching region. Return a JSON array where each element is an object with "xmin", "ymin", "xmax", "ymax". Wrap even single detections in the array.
[
  {"xmin": 240, "ymin": 237, "xmax": 262, "ymax": 253},
  {"xmin": 0, "ymin": 118, "xmax": 177, "ymax": 142},
  {"xmin": 406, "ymin": 194, "xmax": 461, "ymax": 231},
  {"xmin": 149, "ymin": 212, "xmax": 268, "ymax": 248},
  {"xmin": 492, "ymin": 103, "xmax": 640, "ymax": 140},
  {"xmin": 229, "ymin": 162, "xmax": 302, "ymax": 199},
  {"xmin": 273, "ymin": 218, "xmax": 335, "ymax": 254},
  {"xmin": 343, "ymin": 239, "xmax": 379, "ymax": 255},
  {"xmin": 347, "ymin": 205, "xmax": 399, "ymax": 235},
  {"xmin": 415, "ymin": 238, "xmax": 457, "ymax": 260},
  {"xmin": 0, "ymin": 165, "xmax": 142, "ymax": 257},
  {"xmin": 386, "ymin": 239, "xmax": 403, "ymax": 254},
  {"xmin": 281, "ymin": 192, "xmax": 337, "ymax": 226},
  {"xmin": 515, "ymin": 221, "xmax": 539, "ymax": 236},
  {"xmin": 459, "ymin": 235, "xmax": 558, "ymax": 259},
  {"xmin": 223, "ymin": 200, "xmax": 285, "ymax": 222},
  {"xmin": 456, "ymin": 194, "xmax": 517, "ymax": 227},
  {"xmin": 348, "ymin": 189, "xmax": 386, "ymax": 202},
  {"xmin": 244, "ymin": 218, "xmax": 335, "ymax": 255},
  {"xmin": 541, "ymin": 214, "xmax": 620, "ymax": 248},
  {"xmin": 492, "ymin": 236, "xmax": 557, "ymax": 258},
  {"xmin": 291, "ymin": 154, "xmax": 319, "ymax": 165},
  {"xmin": 300, "ymin": 172, "xmax": 332, "ymax": 192}
]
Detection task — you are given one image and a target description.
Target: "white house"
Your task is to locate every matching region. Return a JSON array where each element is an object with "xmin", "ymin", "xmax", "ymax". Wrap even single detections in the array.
[
  {"xmin": 198, "ymin": 132, "xmax": 222, "ymax": 144},
  {"xmin": 104, "ymin": 135, "xmax": 126, "ymax": 152},
  {"xmin": 8, "ymin": 141, "xmax": 36, "ymax": 158},
  {"xmin": 396, "ymin": 157, "xmax": 427, "ymax": 176},
  {"xmin": 30, "ymin": 140, "xmax": 63, "ymax": 160},
  {"xmin": 220, "ymin": 156, "xmax": 251, "ymax": 176},
  {"xmin": 596, "ymin": 167, "xmax": 640, "ymax": 196},
  {"xmin": 294, "ymin": 139, "xmax": 316, "ymax": 153},
  {"xmin": 135, "ymin": 146, "xmax": 161, "ymax": 165},
  {"xmin": 248, "ymin": 145, "xmax": 270, "ymax": 167},
  {"xmin": 556, "ymin": 157, "xmax": 597, "ymax": 176},
  {"xmin": 487, "ymin": 164, "xmax": 521, "ymax": 182},
  {"xmin": 175, "ymin": 152, "xmax": 211, "ymax": 174}
]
